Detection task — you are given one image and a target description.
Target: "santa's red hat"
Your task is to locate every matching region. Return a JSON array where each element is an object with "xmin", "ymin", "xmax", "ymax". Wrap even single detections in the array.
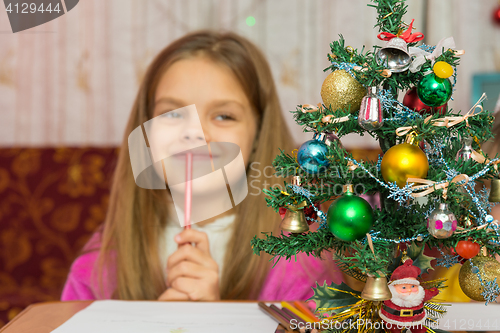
[{"xmin": 389, "ymin": 259, "xmax": 421, "ymax": 285}]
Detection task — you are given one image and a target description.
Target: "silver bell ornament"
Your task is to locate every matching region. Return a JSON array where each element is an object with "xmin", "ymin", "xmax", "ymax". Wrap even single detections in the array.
[
  {"xmin": 358, "ymin": 86, "xmax": 384, "ymax": 131},
  {"xmin": 375, "ymin": 37, "xmax": 411, "ymax": 73},
  {"xmin": 376, "ymin": 19, "xmax": 424, "ymax": 73},
  {"xmin": 456, "ymin": 137, "xmax": 473, "ymax": 162},
  {"xmin": 426, "ymin": 203, "xmax": 458, "ymax": 239}
]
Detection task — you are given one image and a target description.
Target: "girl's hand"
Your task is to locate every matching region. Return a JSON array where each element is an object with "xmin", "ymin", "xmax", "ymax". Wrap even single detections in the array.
[
  {"xmin": 158, "ymin": 287, "xmax": 189, "ymax": 301},
  {"xmin": 162, "ymin": 229, "xmax": 220, "ymax": 301}
]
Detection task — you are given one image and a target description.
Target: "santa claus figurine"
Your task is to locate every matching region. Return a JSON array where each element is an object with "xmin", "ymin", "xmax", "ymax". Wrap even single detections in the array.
[{"xmin": 379, "ymin": 259, "xmax": 439, "ymax": 333}]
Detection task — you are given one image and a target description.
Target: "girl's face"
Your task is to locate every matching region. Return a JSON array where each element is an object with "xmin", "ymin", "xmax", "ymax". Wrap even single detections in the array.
[{"xmin": 151, "ymin": 56, "xmax": 259, "ymax": 167}]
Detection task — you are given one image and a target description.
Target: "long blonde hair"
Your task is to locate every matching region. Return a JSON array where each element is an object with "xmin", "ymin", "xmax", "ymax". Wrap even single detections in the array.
[{"xmin": 96, "ymin": 31, "xmax": 293, "ymax": 300}]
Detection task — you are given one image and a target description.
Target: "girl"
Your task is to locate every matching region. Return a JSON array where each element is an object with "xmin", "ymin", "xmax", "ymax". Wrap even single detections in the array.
[{"xmin": 61, "ymin": 31, "xmax": 342, "ymax": 301}]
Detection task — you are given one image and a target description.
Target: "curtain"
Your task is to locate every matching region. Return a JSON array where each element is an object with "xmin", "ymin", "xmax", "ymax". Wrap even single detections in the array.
[{"xmin": 0, "ymin": 0, "xmax": 498, "ymax": 148}]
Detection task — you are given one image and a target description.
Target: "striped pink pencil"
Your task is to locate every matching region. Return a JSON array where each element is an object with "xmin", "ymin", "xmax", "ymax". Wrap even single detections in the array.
[{"xmin": 184, "ymin": 152, "xmax": 193, "ymax": 229}]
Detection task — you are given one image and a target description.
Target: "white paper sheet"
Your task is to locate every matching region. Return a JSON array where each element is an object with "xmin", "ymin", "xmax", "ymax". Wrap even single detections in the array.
[
  {"xmin": 436, "ymin": 302, "xmax": 500, "ymax": 331},
  {"xmin": 51, "ymin": 300, "xmax": 279, "ymax": 333}
]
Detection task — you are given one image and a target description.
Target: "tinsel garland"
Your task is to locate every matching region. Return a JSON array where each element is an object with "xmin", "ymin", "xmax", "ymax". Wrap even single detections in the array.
[{"xmin": 252, "ymin": 0, "xmax": 500, "ymax": 316}]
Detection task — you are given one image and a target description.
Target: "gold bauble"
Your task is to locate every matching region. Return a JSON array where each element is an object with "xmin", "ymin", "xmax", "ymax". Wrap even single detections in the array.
[
  {"xmin": 458, "ymin": 255, "xmax": 500, "ymax": 301},
  {"xmin": 381, "ymin": 143, "xmax": 429, "ymax": 188},
  {"xmin": 320, "ymin": 70, "xmax": 365, "ymax": 113}
]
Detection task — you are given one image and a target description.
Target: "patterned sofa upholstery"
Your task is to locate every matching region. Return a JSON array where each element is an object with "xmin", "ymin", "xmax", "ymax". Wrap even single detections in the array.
[
  {"xmin": 0, "ymin": 148, "xmax": 119, "ymax": 327},
  {"xmin": 0, "ymin": 146, "xmax": 381, "ymax": 327}
]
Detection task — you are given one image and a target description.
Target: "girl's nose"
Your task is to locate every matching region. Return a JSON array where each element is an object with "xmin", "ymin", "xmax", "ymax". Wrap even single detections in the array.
[
  {"xmin": 180, "ymin": 109, "xmax": 211, "ymax": 145},
  {"xmin": 182, "ymin": 126, "xmax": 205, "ymax": 143}
]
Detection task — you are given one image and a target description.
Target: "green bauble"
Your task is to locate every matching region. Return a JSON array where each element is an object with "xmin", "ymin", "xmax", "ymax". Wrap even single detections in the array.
[
  {"xmin": 327, "ymin": 191, "xmax": 374, "ymax": 241},
  {"xmin": 416, "ymin": 74, "xmax": 452, "ymax": 107}
]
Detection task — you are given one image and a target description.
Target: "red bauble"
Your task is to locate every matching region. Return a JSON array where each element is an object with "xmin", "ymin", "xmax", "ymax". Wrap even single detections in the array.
[
  {"xmin": 493, "ymin": 7, "xmax": 500, "ymax": 25},
  {"xmin": 403, "ymin": 87, "xmax": 447, "ymax": 115},
  {"xmin": 279, "ymin": 207, "xmax": 287, "ymax": 219},
  {"xmin": 455, "ymin": 240, "xmax": 481, "ymax": 259},
  {"xmin": 303, "ymin": 202, "xmax": 321, "ymax": 225}
]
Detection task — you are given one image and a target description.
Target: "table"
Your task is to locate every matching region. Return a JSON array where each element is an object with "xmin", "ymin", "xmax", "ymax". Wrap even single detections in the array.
[
  {"xmin": 0, "ymin": 301, "xmax": 287, "ymax": 333},
  {"xmin": 4, "ymin": 301, "xmax": 500, "ymax": 333}
]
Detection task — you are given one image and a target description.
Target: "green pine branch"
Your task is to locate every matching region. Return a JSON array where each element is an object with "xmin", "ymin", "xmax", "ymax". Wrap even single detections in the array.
[{"xmin": 251, "ymin": 0, "xmax": 500, "ymax": 278}]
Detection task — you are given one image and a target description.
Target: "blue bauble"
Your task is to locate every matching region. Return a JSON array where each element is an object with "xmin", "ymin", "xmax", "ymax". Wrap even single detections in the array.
[{"xmin": 297, "ymin": 140, "xmax": 330, "ymax": 174}]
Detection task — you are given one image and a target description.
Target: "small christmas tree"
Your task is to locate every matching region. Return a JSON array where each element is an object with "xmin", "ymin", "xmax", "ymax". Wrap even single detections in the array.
[{"xmin": 252, "ymin": 0, "xmax": 500, "ymax": 331}]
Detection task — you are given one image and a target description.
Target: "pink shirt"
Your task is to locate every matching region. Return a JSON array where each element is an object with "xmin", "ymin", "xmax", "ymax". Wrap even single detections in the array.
[{"xmin": 61, "ymin": 234, "xmax": 342, "ymax": 301}]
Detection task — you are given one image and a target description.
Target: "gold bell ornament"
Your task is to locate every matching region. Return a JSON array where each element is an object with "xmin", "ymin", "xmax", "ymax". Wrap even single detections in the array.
[
  {"xmin": 280, "ymin": 206, "xmax": 309, "ymax": 234},
  {"xmin": 361, "ymin": 273, "xmax": 392, "ymax": 301},
  {"xmin": 488, "ymin": 178, "xmax": 500, "ymax": 202},
  {"xmin": 280, "ymin": 176, "xmax": 309, "ymax": 234}
]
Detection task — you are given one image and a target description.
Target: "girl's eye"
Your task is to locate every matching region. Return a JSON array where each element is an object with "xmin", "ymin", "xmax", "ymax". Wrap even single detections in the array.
[
  {"xmin": 402, "ymin": 286, "xmax": 406, "ymax": 289},
  {"xmin": 162, "ymin": 111, "xmax": 182, "ymax": 119},
  {"xmin": 214, "ymin": 114, "xmax": 235, "ymax": 121}
]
